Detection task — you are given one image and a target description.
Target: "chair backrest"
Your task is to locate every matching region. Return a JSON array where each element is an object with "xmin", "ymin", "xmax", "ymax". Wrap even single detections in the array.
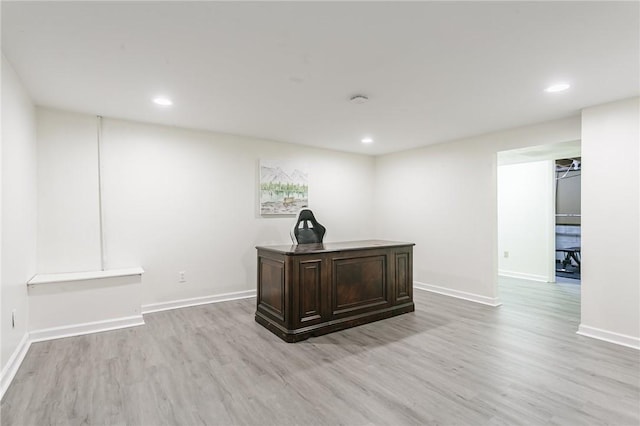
[{"xmin": 290, "ymin": 208, "xmax": 326, "ymax": 244}]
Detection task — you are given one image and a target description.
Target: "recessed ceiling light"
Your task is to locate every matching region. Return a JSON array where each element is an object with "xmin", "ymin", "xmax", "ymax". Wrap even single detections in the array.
[
  {"xmin": 361, "ymin": 137, "xmax": 374, "ymax": 144},
  {"xmin": 544, "ymin": 83, "xmax": 570, "ymax": 93},
  {"xmin": 153, "ymin": 96, "xmax": 173, "ymax": 106}
]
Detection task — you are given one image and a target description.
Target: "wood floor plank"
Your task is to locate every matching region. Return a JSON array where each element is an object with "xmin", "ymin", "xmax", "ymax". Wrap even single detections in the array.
[{"xmin": 2, "ymin": 277, "xmax": 638, "ymax": 425}]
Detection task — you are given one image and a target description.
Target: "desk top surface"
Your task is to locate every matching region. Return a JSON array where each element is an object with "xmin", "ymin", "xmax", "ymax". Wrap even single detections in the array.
[{"xmin": 256, "ymin": 239, "xmax": 414, "ymax": 255}]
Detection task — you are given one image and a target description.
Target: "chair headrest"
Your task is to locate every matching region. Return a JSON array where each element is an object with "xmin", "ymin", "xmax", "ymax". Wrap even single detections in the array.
[{"xmin": 290, "ymin": 208, "xmax": 326, "ymax": 244}]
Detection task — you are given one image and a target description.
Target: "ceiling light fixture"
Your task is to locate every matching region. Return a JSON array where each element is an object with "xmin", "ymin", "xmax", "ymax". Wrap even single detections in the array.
[
  {"xmin": 350, "ymin": 95, "xmax": 369, "ymax": 104},
  {"xmin": 544, "ymin": 83, "xmax": 570, "ymax": 93},
  {"xmin": 153, "ymin": 96, "xmax": 173, "ymax": 106},
  {"xmin": 361, "ymin": 137, "xmax": 374, "ymax": 144}
]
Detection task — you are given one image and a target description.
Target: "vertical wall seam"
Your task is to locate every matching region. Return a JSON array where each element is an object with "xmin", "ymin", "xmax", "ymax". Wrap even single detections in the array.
[{"xmin": 97, "ymin": 115, "xmax": 106, "ymax": 271}]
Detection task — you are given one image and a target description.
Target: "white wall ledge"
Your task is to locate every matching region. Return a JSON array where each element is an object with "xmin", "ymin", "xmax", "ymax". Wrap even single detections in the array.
[{"xmin": 27, "ymin": 267, "xmax": 144, "ymax": 286}]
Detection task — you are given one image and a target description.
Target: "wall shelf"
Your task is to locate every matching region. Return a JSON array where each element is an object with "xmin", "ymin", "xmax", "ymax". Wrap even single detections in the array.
[{"xmin": 27, "ymin": 267, "xmax": 144, "ymax": 287}]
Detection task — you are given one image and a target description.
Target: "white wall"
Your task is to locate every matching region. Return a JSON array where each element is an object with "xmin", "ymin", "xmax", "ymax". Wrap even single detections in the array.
[
  {"xmin": 1, "ymin": 55, "xmax": 37, "ymax": 371},
  {"xmin": 498, "ymin": 160, "xmax": 555, "ymax": 282},
  {"xmin": 375, "ymin": 116, "xmax": 580, "ymax": 304},
  {"xmin": 580, "ymin": 97, "xmax": 639, "ymax": 346},
  {"xmin": 37, "ymin": 111, "xmax": 101, "ymax": 273},
  {"xmin": 36, "ymin": 109, "xmax": 376, "ymax": 307},
  {"xmin": 28, "ymin": 274, "xmax": 142, "ymax": 333}
]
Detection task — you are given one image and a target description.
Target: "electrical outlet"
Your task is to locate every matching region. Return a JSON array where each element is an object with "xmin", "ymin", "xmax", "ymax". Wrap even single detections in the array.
[
  {"xmin": 503, "ymin": 251, "xmax": 509, "ymax": 258},
  {"xmin": 11, "ymin": 310, "xmax": 16, "ymax": 328},
  {"xmin": 178, "ymin": 271, "xmax": 186, "ymax": 283}
]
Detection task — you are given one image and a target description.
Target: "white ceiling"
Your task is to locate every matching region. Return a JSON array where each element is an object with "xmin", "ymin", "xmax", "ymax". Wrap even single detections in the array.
[{"xmin": 2, "ymin": 1, "xmax": 638, "ymax": 156}]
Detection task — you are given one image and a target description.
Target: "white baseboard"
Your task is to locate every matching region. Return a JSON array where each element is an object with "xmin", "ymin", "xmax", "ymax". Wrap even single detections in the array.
[
  {"xmin": 142, "ymin": 289, "xmax": 256, "ymax": 314},
  {"xmin": 498, "ymin": 270, "xmax": 550, "ymax": 282},
  {"xmin": 29, "ymin": 315, "xmax": 145, "ymax": 343},
  {"xmin": 0, "ymin": 333, "xmax": 31, "ymax": 400},
  {"xmin": 414, "ymin": 281, "xmax": 502, "ymax": 307},
  {"xmin": 577, "ymin": 324, "xmax": 640, "ymax": 350}
]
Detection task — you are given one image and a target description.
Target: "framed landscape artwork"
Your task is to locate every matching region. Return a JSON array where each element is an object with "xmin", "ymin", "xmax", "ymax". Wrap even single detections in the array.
[{"xmin": 260, "ymin": 159, "xmax": 308, "ymax": 215}]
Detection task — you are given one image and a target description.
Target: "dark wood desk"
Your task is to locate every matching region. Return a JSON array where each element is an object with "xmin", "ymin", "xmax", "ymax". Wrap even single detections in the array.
[{"xmin": 255, "ymin": 240, "xmax": 415, "ymax": 342}]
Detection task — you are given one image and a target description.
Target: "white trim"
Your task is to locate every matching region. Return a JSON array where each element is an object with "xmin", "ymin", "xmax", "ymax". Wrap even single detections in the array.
[
  {"xmin": 28, "ymin": 267, "xmax": 144, "ymax": 286},
  {"xmin": 577, "ymin": 324, "xmax": 640, "ymax": 350},
  {"xmin": 414, "ymin": 281, "xmax": 502, "ymax": 307},
  {"xmin": 29, "ymin": 315, "xmax": 145, "ymax": 343},
  {"xmin": 0, "ymin": 333, "xmax": 31, "ymax": 400},
  {"xmin": 498, "ymin": 270, "xmax": 550, "ymax": 282},
  {"xmin": 142, "ymin": 290, "xmax": 256, "ymax": 314}
]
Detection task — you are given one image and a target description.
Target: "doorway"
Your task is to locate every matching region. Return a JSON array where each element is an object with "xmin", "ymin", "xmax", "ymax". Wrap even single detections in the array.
[
  {"xmin": 555, "ymin": 158, "xmax": 581, "ymax": 282},
  {"xmin": 497, "ymin": 140, "xmax": 582, "ymax": 286}
]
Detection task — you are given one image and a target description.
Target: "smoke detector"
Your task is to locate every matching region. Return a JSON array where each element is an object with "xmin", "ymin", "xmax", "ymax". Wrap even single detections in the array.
[{"xmin": 349, "ymin": 95, "xmax": 369, "ymax": 104}]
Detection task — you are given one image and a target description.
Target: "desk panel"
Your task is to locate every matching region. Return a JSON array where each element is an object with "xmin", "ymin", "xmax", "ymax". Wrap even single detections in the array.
[
  {"xmin": 257, "ymin": 256, "xmax": 285, "ymax": 321},
  {"xmin": 332, "ymin": 254, "xmax": 388, "ymax": 316},
  {"xmin": 298, "ymin": 258, "xmax": 322, "ymax": 323}
]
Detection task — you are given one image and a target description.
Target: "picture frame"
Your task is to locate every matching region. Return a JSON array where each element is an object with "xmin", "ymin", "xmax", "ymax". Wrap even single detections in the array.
[{"xmin": 259, "ymin": 159, "xmax": 308, "ymax": 215}]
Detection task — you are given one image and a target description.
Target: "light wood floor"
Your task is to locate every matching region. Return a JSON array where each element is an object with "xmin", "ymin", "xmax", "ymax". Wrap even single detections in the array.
[{"xmin": 2, "ymin": 277, "xmax": 639, "ymax": 425}]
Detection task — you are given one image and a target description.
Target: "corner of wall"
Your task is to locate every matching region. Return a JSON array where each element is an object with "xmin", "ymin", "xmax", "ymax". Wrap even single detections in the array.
[
  {"xmin": 1, "ymin": 54, "xmax": 37, "ymax": 382},
  {"xmin": 580, "ymin": 96, "xmax": 639, "ymax": 345}
]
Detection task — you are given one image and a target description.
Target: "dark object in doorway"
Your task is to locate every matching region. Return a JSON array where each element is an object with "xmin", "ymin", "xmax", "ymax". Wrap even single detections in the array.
[
  {"xmin": 556, "ymin": 246, "xmax": 580, "ymax": 268},
  {"xmin": 556, "ymin": 246, "xmax": 580, "ymax": 280},
  {"xmin": 556, "ymin": 256, "xmax": 580, "ymax": 281}
]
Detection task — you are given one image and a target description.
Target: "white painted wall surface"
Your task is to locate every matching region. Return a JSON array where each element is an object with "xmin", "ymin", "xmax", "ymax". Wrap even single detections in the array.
[
  {"xmin": 0, "ymin": 53, "xmax": 3, "ymax": 381},
  {"xmin": 375, "ymin": 117, "xmax": 580, "ymax": 303},
  {"xmin": 36, "ymin": 110, "xmax": 375, "ymax": 307},
  {"xmin": 497, "ymin": 160, "xmax": 555, "ymax": 282},
  {"xmin": 580, "ymin": 97, "xmax": 639, "ymax": 345},
  {"xmin": 1, "ymin": 55, "xmax": 37, "ymax": 370},
  {"xmin": 37, "ymin": 109, "xmax": 101, "ymax": 273},
  {"xmin": 28, "ymin": 275, "xmax": 142, "ymax": 332}
]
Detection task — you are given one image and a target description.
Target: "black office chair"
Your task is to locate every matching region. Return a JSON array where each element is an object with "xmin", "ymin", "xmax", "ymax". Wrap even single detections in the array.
[{"xmin": 290, "ymin": 208, "xmax": 326, "ymax": 244}]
